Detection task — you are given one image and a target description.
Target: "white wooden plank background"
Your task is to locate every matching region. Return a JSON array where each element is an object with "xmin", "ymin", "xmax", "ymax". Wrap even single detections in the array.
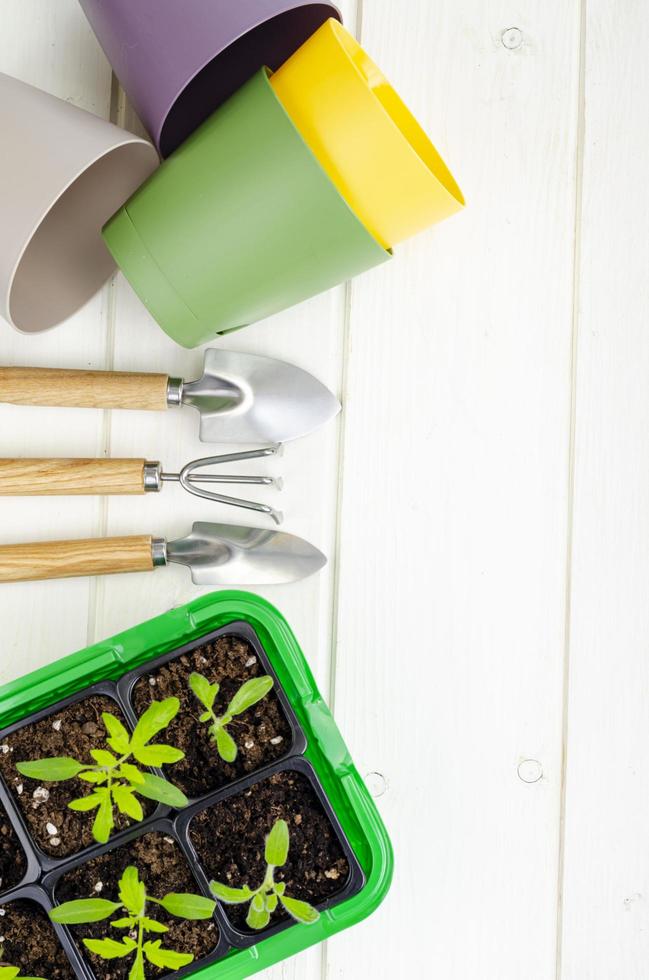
[
  {"xmin": 560, "ymin": 2, "xmax": 649, "ymax": 978},
  {"xmin": 0, "ymin": 1, "xmax": 644, "ymax": 977}
]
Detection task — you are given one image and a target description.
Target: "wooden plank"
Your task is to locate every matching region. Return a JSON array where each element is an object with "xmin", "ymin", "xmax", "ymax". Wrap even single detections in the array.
[
  {"xmin": 89, "ymin": 268, "xmax": 349, "ymax": 690},
  {"xmin": 559, "ymin": 3, "xmax": 649, "ymax": 977},
  {"xmin": 94, "ymin": 107, "xmax": 343, "ymax": 980},
  {"xmin": 329, "ymin": 2, "xmax": 581, "ymax": 978},
  {"xmin": 0, "ymin": 0, "xmax": 114, "ymax": 679},
  {"xmin": 93, "ymin": 4, "xmax": 359, "ymax": 979}
]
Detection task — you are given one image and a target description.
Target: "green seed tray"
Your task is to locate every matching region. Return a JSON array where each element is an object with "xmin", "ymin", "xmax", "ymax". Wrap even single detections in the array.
[{"xmin": 0, "ymin": 590, "xmax": 393, "ymax": 978}]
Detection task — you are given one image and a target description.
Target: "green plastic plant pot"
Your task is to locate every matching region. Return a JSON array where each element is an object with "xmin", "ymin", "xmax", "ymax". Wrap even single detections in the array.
[
  {"xmin": 0, "ymin": 591, "xmax": 393, "ymax": 979},
  {"xmin": 102, "ymin": 68, "xmax": 390, "ymax": 347}
]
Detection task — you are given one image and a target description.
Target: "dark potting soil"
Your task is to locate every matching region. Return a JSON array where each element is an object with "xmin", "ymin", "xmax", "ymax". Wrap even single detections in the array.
[
  {"xmin": 190, "ymin": 769, "xmax": 350, "ymax": 933},
  {"xmin": 131, "ymin": 634, "xmax": 292, "ymax": 799},
  {"xmin": 0, "ymin": 804, "xmax": 26, "ymax": 894},
  {"xmin": 56, "ymin": 831, "xmax": 220, "ymax": 980},
  {"xmin": 0, "ymin": 696, "xmax": 153, "ymax": 859},
  {"xmin": 0, "ymin": 899, "xmax": 75, "ymax": 978}
]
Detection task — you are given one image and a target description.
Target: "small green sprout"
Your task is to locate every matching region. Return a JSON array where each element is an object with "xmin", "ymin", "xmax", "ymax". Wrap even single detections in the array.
[
  {"xmin": 50, "ymin": 864, "xmax": 216, "ymax": 979},
  {"xmin": 188, "ymin": 672, "xmax": 274, "ymax": 763},
  {"xmin": 210, "ymin": 819, "xmax": 320, "ymax": 930},
  {"xmin": 15, "ymin": 699, "xmax": 189, "ymax": 844},
  {"xmin": 0, "ymin": 950, "xmax": 45, "ymax": 980}
]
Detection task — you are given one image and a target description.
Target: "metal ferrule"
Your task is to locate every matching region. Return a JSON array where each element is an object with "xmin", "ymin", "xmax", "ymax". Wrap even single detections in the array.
[
  {"xmin": 143, "ymin": 461, "xmax": 162, "ymax": 492},
  {"xmin": 166, "ymin": 377, "xmax": 184, "ymax": 407},
  {"xmin": 150, "ymin": 537, "xmax": 167, "ymax": 567}
]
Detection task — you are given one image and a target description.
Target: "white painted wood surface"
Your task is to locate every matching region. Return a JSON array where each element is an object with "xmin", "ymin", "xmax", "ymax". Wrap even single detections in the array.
[
  {"xmin": 560, "ymin": 3, "xmax": 649, "ymax": 978},
  {"xmin": 0, "ymin": 1, "xmax": 644, "ymax": 977}
]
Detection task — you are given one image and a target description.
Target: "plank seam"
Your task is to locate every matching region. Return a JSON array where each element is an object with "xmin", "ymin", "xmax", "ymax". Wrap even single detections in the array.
[
  {"xmin": 323, "ymin": 12, "xmax": 363, "ymax": 980},
  {"xmin": 85, "ymin": 72, "xmax": 122, "ymax": 648},
  {"xmin": 555, "ymin": 1, "xmax": 589, "ymax": 976}
]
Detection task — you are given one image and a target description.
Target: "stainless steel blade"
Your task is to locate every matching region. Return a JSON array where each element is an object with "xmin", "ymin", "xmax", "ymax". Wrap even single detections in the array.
[
  {"xmin": 166, "ymin": 522, "xmax": 326, "ymax": 585},
  {"xmin": 181, "ymin": 350, "xmax": 341, "ymax": 444}
]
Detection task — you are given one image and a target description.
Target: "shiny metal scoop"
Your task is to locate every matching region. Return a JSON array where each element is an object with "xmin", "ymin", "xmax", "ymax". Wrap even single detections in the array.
[
  {"xmin": 164, "ymin": 522, "xmax": 326, "ymax": 585},
  {"xmin": 172, "ymin": 349, "xmax": 341, "ymax": 444},
  {"xmin": 0, "ymin": 350, "xmax": 341, "ymax": 445},
  {"xmin": 0, "ymin": 523, "xmax": 327, "ymax": 586}
]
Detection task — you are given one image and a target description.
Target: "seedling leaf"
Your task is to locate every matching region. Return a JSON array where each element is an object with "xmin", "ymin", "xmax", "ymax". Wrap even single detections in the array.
[
  {"xmin": 68, "ymin": 792, "xmax": 104, "ymax": 812},
  {"xmin": 214, "ymin": 726, "xmax": 237, "ymax": 763},
  {"xmin": 159, "ymin": 893, "xmax": 216, "ymax": 919},
  {"xmin": 280, "ymin": 895, "xmax": 321, "ymax": 924},
  {"xmin": 90, "ymin": 749, "xmax": 118, "ymax": 768},
  {"xmin": 143, "ymin": 941, "xmax": 194, "ymax": 969},
  {"xmin": 51, "ymin": 898, "xmax": 122, "ymax": 924},
  {"xmin": 136, "ymin": 772, "xmax": 188, "ymax": 808},
  {"xmin": 131, "ymin": 698, "xmax": 180, "ymax": 747},
  {"xmin": 112, "ymin": 786, "xmax": 144, "ymax": 822},
  {"xmin": 246, "ymin": 900, "xmax": 270, "ymax": 931},
  {"xmin": 227, "ymin": 676, "xmax": 274, "ymax": 717},
  {"xmin": 189, "ymin": 672, "xmax": 218, "ymax": 710},
  {"xmin": 84, "ymin": 937, "xmax": 136, "ymax": 959},
  {"xmin": 110, "ymin": 916, "xmax": 136, "ymax": 929},
  {"xmin": 102, "ymin": 712, "xmax": 131, "ymax": 754},
  {"xmin": 78, "ymin": 771, "xmax": 108, "ymax": 784},
  {"xmin": 209, "ymin": 882, "xmax": 254, "ymax": 903},
  {"xmin": 0, "ymin": 962, "xmax": 46, "ymax": 980},
  {"xmin": 119, "ymin": 867, "xmax": 146, "ymax": 915},
  {"xmin": 265, "ymin": 819, "xmax": 289, "ymax": 867},
  {"xmin": 139, "ymin": 917, "xmax": 168, "ymax": 933},
  {"xmin": 130, "ymin": 744, "xmax": 184, "ymax": 767},
  {"xmin": 15, "ymin": 757, "xmax": 84, "ymax": 781},
  {"xmin": 93, "ymin": 792, "xmax": 115, "ymax": 843},
  {"xmin": 119, "ymin": 763, "xmax": 145, "ymax": 785}
]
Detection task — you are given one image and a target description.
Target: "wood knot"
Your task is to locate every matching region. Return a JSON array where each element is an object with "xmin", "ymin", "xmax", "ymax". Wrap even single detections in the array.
[{"xmin": 501, "ymin": 27, "xmax": 523, "ymax": 50}]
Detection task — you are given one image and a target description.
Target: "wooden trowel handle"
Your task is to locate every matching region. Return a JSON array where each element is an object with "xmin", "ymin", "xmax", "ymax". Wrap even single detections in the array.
[
  {"xmin": 0, "ymin": 536, "xmax": 156, "ymax": 583},
  {"xmin": 0, "ymin": 367, "xmax": 169, "ymax": 411},
  {"xmin": 0, "ymin": 459, "xmax": 149, "ymax": 496}
]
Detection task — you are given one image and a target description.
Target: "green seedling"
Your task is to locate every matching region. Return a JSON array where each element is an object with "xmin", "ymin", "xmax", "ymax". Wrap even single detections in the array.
[
  {"xmin": 50, "ymin": 864, "xmax": 216, "ymax": 979},
  {"xmin": 15, "ymin": 698, "xmax": 189, "ymax": 844},
  {"xmin": 0, "ymin": 968, "xmax": 45, "ymax": 980},
  {"xmin": 210, "ymin": 818, "xmax": 320, "ymax": 930},
  {"xmin": 0, "ymin": 950, "xmax": 46, "ymax": 980},
  {"xmin": 189, "ymin": 672, "xmax": 274, "ymax": 763}
]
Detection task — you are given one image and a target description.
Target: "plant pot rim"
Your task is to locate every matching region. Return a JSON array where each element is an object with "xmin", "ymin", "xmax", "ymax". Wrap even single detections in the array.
[{"xmin": 79, "ymin": 0, "xmax": 342, "ymax": 157}]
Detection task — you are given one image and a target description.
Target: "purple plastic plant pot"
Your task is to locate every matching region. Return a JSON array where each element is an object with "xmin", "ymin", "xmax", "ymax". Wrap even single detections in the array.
[{"xmin": 78, "ymin": 0, "xmax": 342, "ymax": 158}]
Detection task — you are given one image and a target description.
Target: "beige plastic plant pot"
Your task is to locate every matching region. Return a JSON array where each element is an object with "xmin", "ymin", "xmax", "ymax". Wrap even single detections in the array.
[{"xmin": 0, "ymin": 72, "xmax": 159, "ymax": 334}]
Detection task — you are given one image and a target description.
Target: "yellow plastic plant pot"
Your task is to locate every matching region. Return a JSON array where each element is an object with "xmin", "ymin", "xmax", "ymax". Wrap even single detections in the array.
[{"xmin": 271, "ymin": 18, "xmax": 465, "ymax": 249}]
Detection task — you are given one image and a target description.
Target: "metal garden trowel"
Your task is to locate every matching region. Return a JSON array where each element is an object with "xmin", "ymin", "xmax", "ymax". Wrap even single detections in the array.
[
  {"xmin": 0, "ymin": 522, "xmax": 326, "ymax": 585},
  {"xmin": 0, "ymin": 349, "xmax": 341, "ymax": 444}
]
